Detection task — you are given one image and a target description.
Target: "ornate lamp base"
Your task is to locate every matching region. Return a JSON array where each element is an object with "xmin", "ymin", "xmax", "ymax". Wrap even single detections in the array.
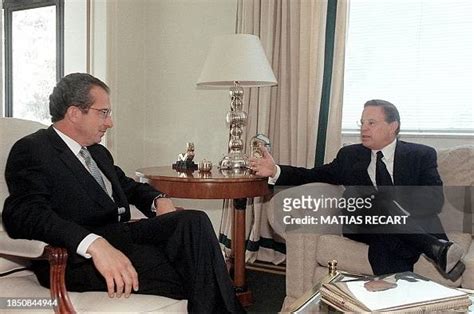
[
  {"xmin": 219, "ymin": 152, "xmax": 248, "ymax": 170},
  {"xmin": 219, "ymin": 83, "xmax": 249, "ymax": 171}
]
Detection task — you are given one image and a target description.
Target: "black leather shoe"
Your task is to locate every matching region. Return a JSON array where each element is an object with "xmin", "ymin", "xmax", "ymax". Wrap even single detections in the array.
[
  {"xmin": 428, "ymin": 240, "xmax": 464, "ymax": 279},
  {"xmin": 444, "ymin": 261, "xmax": 466, "ymax": 281}
]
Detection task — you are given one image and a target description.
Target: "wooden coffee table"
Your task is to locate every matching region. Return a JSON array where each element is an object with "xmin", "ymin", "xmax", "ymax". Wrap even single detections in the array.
[
  {"xmin": 285, "ymin": 266, "xmax": 474, "ymax": 313},
  {"xmin": 284, "ymin": 268, "xmax": 363, "ymax": 313}
]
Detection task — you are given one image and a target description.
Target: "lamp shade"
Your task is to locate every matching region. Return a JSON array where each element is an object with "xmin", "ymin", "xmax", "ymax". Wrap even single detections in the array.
[{"xmin": 196, "ymin": 34, "xmax": 277, "ymax": 88}]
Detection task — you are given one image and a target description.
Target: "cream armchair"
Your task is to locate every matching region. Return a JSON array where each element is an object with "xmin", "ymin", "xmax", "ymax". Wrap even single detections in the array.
[
  {"xmin": 0, "ymin": 117, "xmax": 186, "ymax": 313},
  {"xmin": 270, "ymin": 145, "xmax": 474, "ymax": 310}
]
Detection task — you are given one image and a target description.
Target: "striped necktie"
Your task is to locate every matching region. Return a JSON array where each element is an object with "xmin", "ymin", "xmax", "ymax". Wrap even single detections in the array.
[{"xmin": 79, "ymin": 147, "xmax": 107, "ymax": 192}]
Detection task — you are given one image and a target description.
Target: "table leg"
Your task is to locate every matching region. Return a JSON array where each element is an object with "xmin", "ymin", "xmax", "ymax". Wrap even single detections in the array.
[{"xmin": 233, "ymin": 198, "xmax": 253, "ymax": 307}]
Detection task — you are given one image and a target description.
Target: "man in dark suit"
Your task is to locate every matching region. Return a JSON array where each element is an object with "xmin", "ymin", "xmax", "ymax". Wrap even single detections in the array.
[
  {"xmin": 250, "ymin": 99, "xmax": 465, "ymax": 280},
  {"xmin": 3, "ymin": 73, "xmax": 244, "ymax": 313}
]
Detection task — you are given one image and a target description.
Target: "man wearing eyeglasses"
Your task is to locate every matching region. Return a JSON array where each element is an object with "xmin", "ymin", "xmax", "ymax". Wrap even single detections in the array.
[
  {"xmin": 250, "ymin": 99, "xmax": 465, "ymax": 281},
  {"xmin": 3, "ymin": 73, "xmax": 244, "ymax": 313}
]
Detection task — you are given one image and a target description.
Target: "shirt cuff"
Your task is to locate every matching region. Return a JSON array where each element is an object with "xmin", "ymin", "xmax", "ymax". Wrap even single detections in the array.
[
  {"xmin": 151, "ymin": 194, "xmax": 169, "ymax": 212},
  {"xmin": 76, "ymin": 233, "xmax": 102, "ymax": 258},
  {"xmin": 268, "ymin": 165, "xmax": 281, "ymax": 185}
]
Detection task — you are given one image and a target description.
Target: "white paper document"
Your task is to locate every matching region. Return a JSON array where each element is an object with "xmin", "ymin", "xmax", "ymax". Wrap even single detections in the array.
[{"xmin": 345, "ymin": 273, "xmax": 466, "ymax": 311}]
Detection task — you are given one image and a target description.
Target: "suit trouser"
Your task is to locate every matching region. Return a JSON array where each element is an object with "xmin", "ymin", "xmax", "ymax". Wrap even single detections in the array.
[
  {"xmin": 343, "ymin": 206, "xmax": 448, "ymax": 275},
  {"xmin": 342, "ymin": 186, "xmax": 449, "ymax": 275},
  {"xmin": 345, "ymin": 233, "xmax": 421, "ymax": 275},
  {"xmin": 33, "ymin": 210, "xmax": 243, "ymax": 314}
]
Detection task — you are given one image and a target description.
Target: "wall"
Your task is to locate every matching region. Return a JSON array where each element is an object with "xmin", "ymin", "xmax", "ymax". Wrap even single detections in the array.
[
  {"xmin": 141, "ymin": 0, "xmax": 234, "ymax": 169},
  {"xmin": 105, "ymin": 0, "xmax": 237, "ymax": 232},
  {"xmin": 106, "ymin": 0, "xmax": 236, "ymax": 173},
  {"xmin": 106, "ymin": 0, "xmax": 147, "ymax": 175},
  {"xmin": 0, "ymin": 12, "xmax": 2, "ymax": 116}
]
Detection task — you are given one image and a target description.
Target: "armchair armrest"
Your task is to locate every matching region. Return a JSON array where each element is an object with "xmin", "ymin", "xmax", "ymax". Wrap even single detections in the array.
[
  {"xmin": 44, "ymin": 246, "xmax": 75, "ymax": 314},
  {"xmin": 0, "ymin": 234, "xmax": 47, "ymax": 257},
  {"xmin": 0, "ymin": 234, "xmax": 75, "ymax": 313}
]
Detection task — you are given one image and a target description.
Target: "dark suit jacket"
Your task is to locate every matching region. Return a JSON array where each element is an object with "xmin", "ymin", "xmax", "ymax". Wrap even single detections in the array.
[
  {"xmin": 276, "ymin": 141, "xmax": 445, "ymax": 230},
  {"xmin": 3, "ymin": 126, "xmax": 161, "ymax": 257}
]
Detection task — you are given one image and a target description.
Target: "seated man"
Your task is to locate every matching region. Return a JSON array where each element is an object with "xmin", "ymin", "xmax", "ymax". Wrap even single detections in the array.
[
  {"xmin": 250, "ymin": 99, "xmax": 465, "ymax": 280},
  {"xmin": 3, "ymin": 73, "xmax": 244, "ymax": 313}
]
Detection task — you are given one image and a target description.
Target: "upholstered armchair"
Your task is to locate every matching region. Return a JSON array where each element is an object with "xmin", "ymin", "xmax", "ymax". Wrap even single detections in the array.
[
  {"xmin": 0, "ymin": 117, "xmax": 187, "ymax": 313},
  {"xmin": 270, "ymin": 145, "xmax": 474, "ymax": 310}
]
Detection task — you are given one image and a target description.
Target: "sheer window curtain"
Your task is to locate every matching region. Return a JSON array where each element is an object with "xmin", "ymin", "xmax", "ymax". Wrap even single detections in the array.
[{"xmin": 219, "ymin": 0, "xmax": 348, "ymax": 264}]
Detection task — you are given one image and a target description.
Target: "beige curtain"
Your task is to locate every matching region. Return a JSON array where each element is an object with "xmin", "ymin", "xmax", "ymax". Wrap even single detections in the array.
[
  {"xmin": 324, "ymin": 0, "xmax": 349, "ymax": 163},
  {"xmin": 219, "ymin": 0, "xmax": 349, "ymax": 264}
]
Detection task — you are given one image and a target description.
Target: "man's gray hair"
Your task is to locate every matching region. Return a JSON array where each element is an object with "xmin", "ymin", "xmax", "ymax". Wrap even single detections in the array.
[{"xmin": 49, "ymin": 73, "xmax": 110, "ymax": 123}]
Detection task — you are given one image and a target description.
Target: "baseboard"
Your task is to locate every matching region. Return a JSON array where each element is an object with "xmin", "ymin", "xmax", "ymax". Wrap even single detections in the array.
[{"xmin": 246, "ymin": 261, "xmax": 286, "ymax": 275}]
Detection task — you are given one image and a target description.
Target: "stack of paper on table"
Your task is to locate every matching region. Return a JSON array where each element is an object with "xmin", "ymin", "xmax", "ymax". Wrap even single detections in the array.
[{"xmin": 320, "ymin": 272, "xmax": 471, "ymax": 312}]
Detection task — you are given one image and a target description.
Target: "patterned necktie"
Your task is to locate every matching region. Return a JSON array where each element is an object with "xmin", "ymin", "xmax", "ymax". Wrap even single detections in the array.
[
  {"xmin": 376, "ymin": 151, "xmax": 393, "ymax": 187},
  {"xmin": 79, "ymin": 147, "xmax": 107, "ymax": 192}
]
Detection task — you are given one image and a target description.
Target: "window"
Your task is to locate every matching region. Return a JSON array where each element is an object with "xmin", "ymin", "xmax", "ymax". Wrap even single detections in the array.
[
  {"xmin": 3, "ymin": 0, "xmax": 64, "ymax": 124},
  {"xmin": 342, "ymin": 0, "xmax": 472, "ymax": 134}
]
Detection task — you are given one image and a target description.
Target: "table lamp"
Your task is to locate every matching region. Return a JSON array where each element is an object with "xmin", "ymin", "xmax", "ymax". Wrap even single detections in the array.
[{"xmin": 196, "ymin": 34, "xmax": 277, "ymax": 170}]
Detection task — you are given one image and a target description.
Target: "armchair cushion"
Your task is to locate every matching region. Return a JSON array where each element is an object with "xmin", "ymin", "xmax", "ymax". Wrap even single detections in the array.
[
  {"xmin": 462, "ymin": 242, "xmax": 474, "ymax": 288},
  {"xmin": 1, "ymin": 118, "xmax": 49, "ymax": 276},
  {"xmin": 437, "ymin": 145, "xmax": 473, "ymax": 186},
  {"xmin": 1, "ymin": 273, "xmax": 187, "ymax": 313},
  {"xmin": 0, "ymin": 233, "xmax": 47, "ymax": 257},
  {"xmin": 0, "ymin": 257, "xmax": 32, "ymax": 276},
  {"xmin": 0, "ymin": 234, "xmax": 47, "ymax": 276},
  {"xmin": 316, "ymin": 235, "xmax": 372, "ymax": 275}
]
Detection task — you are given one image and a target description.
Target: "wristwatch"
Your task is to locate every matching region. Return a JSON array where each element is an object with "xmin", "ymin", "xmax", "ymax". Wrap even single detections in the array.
[
  {"xmin": 155, "ymin": 193, "xmax": 169, "ymax": 199},
  {"xmin": 152, "ymin": 193, "xmax": 169, "ymax": 213}
]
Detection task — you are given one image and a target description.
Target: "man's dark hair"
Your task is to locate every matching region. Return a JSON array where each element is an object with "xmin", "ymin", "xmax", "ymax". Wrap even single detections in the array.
[
  {"xmin": 49, "ymin": 73, "xmax": 110, "ymax": 122},
  {"xmin": 364, "ymin": 99, "xmax": 401, "ymax": 135}
]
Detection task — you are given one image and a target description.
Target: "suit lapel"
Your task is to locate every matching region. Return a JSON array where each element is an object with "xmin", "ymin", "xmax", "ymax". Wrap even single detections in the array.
[
  {"xmin": 46, "ymin": 127, "xmax": 117, "ymax": 209},
  {"xmin": 393, "ymin": 140, "xmax": 409, "ymax": 185},
  {"xmin": 352, "ymin": 145, "xmax": 373, "ymax": 186}
]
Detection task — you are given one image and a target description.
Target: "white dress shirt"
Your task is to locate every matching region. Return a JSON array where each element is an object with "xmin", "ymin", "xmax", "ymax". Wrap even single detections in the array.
[{"xmin": 367, "ymin": 138, "xmax": 397, "ymax": 188}]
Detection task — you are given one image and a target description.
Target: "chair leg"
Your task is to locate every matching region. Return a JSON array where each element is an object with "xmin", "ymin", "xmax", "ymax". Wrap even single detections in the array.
[{"xmin": 45, "ymin": 246, "xmax": 76, "ymax": 314}]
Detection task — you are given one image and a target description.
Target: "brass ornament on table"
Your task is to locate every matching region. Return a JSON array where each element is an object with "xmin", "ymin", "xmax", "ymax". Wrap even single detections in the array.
[
  {"xmin": 198, "ymin": 171, "xmax": 211, "ymax": 179},
  {"xmin": 177, "ymin": 171, "xmax": 194, "ymax": 178},
  {"xmin": 172, "ymin": 142, "xmax": 198, "ymax": 171},
  {"xmin": 198, "ymin": 159, "xmax": 213, "ymax": 172},
  {"xmin": 328, "ymin": 260, "xmax": 338, "ymax": 276},
  {"xmin": 250, "ymin": 133, "xmax": 271, "ymax": 159},
  {"xmin": 249, "ymin": 134, "xmax": 271, "ymax": 175},
  {"xmin": 283, "ymin": 260, "xmax": 343, "ymax": 313}
]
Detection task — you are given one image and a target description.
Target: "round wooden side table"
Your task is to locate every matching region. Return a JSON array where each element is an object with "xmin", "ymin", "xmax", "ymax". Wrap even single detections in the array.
[{"xmin": 136, "ymin": 166, "xmax": 270, "ymax": 306}]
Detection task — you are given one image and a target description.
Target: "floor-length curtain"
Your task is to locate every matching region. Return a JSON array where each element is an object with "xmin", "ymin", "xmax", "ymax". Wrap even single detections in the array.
[{"xmin": 219, "ymin": 0, "xmax": 349, "ymax": 264}]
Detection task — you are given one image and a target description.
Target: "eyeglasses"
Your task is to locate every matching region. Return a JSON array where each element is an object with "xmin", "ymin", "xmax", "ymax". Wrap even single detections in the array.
[
  {"xmin": 88, "ymin": 107, "xmax": 112, "ymax": 119},
  {"xmin": 356, "ymin": 119, "xmax": 385, "ymax": 128}
]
